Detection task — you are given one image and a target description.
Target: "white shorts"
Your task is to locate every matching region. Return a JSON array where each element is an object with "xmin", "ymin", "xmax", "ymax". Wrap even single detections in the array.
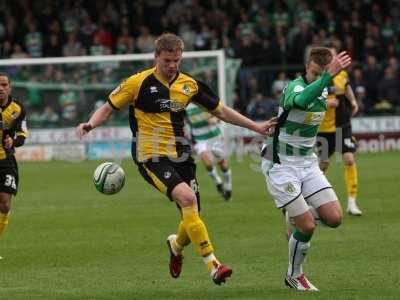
[
  {"xmin": 261, "ymin": 158, "xmax": 335, "ymax": 210},
  {"xmin": 194, "ymin": 136, "xmax": 226, "ymax": 161}
]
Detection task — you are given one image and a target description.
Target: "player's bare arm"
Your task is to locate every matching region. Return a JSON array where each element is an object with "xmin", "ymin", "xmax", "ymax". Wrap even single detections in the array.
[
  {"xmin": 76, "ymin": 102, "xmax": 114, "ymax": 138},
  {"xmin": 211, "ymin": 104, "xmax": 277, "ymax": 135},
  {"xmin": 345, "ymin": 84, "xmax": 359, "ymax": 116},
  {"xmin": 327, "ymin": 98, "xmax": 339, "ymax": 108}
]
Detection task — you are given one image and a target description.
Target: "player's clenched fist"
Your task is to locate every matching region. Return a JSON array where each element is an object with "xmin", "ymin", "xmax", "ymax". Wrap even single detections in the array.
[{"xmin": 76, "ymin": 123, "xmax": 93, "ymax": 139}]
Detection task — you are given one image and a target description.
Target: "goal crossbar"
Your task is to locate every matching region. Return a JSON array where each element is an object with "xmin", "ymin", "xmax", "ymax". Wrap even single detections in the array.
[{"xmin": 0, "ymin": 49, "xmax": 226, "ymax": 103}]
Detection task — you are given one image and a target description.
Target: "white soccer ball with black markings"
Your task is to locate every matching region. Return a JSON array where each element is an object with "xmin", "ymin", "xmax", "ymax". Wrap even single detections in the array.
[{"xmin": 93, "ymin": 162, "xmax": 125, "ymax": 195}]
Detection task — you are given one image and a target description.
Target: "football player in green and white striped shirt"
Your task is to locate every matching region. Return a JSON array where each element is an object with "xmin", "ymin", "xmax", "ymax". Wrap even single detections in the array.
[
  {"xmin": 261, "ymin": 48, "xmax": 352, "ymax": 291},
  {"xmin": 186, "ymin": 102, "xmax": 232, "ymax": 200}
]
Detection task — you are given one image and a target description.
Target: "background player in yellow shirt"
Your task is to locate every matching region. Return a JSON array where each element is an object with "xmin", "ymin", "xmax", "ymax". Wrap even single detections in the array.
[
  {"xmin": 317, "ymin": 48, "xmax": 362, "ymax": 216},
  {"xmin": 0, "ymin": 73, "xmax": 28, "ymax": 259},
  {"xmin": 76, "ymin": 33, "xmax": 276, "ymax": 285}
]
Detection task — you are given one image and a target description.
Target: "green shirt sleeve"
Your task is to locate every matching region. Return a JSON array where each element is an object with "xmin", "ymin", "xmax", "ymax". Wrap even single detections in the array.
[{"xmin": 283, "ymin": 72, "xmax": 332, "ymax": 110}]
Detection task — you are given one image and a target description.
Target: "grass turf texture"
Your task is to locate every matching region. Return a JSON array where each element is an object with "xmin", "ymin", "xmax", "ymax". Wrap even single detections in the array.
[{"xmin": 1, "ymin": 152, "xmax": 399, "ymax": 299}]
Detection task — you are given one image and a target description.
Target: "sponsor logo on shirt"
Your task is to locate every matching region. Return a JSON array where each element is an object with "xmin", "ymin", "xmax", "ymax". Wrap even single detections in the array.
[
  {"xmin": 293, "ymin": 85, "xmax": 305, "ymax": 93},
  {"xmin": 155, "ymin": 99, "xmax": 185, "ymax": 112}
]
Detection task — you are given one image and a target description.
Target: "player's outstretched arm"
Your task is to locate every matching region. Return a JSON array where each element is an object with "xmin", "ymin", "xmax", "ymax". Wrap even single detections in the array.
[
  {"xmin": 76, "ymin": 102, "xmax": 114, "ymax": 139},
  {"xmin": 292, "ymin": 52, "xmax": 352, "ymax": 110},
  {"xmin": 211, "ymin": 104, "xmax": 277, "ymax": 135},
  {"xmin": 326, "ymin": 51, "xmax": 352, "ymax": 77}
]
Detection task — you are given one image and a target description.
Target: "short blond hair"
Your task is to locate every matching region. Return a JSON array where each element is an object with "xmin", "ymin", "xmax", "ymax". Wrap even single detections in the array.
[
  {"xmin": 155, "ymin": 33, "xmax": 184, "ymax": 54},
  {"xmin": 307, "ymin": 47, "xmax": 333, "ymax": 66}
]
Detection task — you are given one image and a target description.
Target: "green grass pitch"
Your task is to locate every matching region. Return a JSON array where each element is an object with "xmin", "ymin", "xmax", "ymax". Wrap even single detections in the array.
[{"xmin": 1, "ymin": 152, "xmax": 400, "ymax": 299}]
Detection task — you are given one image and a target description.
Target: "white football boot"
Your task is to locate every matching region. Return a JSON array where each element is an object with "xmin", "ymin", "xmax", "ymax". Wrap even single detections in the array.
[
  {"xmin": 346, "ymin": 199, "xmax": 362, "ymax": 216},
  {"xmin": 285, "ymin": 273, "xmax": 319, "ymax": 291}
]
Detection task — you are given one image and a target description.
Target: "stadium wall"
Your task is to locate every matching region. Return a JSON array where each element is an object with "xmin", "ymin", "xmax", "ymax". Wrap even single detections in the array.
[{"xmin": 15, "ymin": 116, "xmax": 400, "ymax": 161}]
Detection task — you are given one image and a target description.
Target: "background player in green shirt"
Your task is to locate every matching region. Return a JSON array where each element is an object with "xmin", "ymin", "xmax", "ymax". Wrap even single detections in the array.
[{"xmin": 186, "ymin": 102, "xmax": 232, "ymax": 200}]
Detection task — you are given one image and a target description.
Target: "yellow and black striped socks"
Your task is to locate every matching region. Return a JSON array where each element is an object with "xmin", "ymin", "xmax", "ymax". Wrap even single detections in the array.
[
  {"xmin": 181, "ymin": 204, "xmax": 220, "ymax": 272},
  {"xmin": 181, "ymin": 205, "xmax": 214, "ymax": 255},
  {"xmin": 175, "ymin": 220, "xmax": 190, "ymax": 252},
  {"xmin": 0, "ymin": 211, "xmax": 10, "ymax": 237},
  {"xmin": 345, "ymin": 163, "xmax": 358, "ymax": 199}
]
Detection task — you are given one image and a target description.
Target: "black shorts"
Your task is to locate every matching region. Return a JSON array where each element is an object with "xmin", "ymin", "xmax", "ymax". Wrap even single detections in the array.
[
  {"xmin": 136, "ymin": 156, "xmax": 200, "ymax": 205},
  {"xmin": 0, "ymin": 157, "xmax": 19, "ymax": 195},
  {"xmin": 317, "ymin": 125, "xmax": 357, "ymax": 160}
]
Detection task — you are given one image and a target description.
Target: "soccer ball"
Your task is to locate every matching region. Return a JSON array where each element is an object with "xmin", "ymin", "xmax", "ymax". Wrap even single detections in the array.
[{"xmin": 93, "ymin": 162, "xmax": 126, "ymax": 195}]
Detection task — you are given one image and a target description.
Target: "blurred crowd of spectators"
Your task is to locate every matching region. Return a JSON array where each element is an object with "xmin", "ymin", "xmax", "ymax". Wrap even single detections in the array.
[{"xmin": 1, "ymin": 0, "xmax": 400, "ymax": 125}]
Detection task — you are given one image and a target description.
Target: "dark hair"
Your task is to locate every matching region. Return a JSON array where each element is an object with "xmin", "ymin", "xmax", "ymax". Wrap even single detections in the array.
[
  {"xmin": 307, "ymin": 47, "xmax": 333, "ymax": 66},
  {"xmin": 155, "ymin": 33, "xmax": 184, "ymax": 54},
  {"xmin": 0, "ymin": 73, "xmax": 10, "ymax": 84}
]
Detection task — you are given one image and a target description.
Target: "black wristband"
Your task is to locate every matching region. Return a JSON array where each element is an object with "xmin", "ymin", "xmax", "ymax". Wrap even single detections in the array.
[{"xmin": 13, "ymin": 135, "xmax": 26, "ymax": 147}]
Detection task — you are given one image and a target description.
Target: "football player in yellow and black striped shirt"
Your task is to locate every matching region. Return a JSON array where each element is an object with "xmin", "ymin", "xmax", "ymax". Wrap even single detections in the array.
[
  {"xmin": 76, "ymin": 33, "xmax": 276, "ymax": 285},
  {"xmin": 0, "ymin": 73, "xmax": 28, "ymax": 259},
  {"xmin": 317, "ymin": 48, "xmax": 362, "ymax": 216}
]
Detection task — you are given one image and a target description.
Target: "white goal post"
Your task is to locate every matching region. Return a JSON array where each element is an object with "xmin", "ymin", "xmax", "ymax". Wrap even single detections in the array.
[
  {"xmin": 0, "ymin": 50, "xmax": 243, "ymax": 161},
  {"xmin": 0, "ymin": 50, "xmax": 227, "ymax": 106}
]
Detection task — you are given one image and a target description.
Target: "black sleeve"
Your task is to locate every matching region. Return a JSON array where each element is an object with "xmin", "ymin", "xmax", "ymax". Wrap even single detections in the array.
[
  {"xmin": 191, "ymin": 80, "xmax": 220, "ymax": 111},
  {"xmin": 13, "ymin": 135, "xmax": 25, "ymax": 147},
  {"xmin": 13, "ymin": 101, "xmax": 28, "ymax": 146},
  {"xmin": 14, "ymin": 101, "xmax": 27, "ymax": 131}
]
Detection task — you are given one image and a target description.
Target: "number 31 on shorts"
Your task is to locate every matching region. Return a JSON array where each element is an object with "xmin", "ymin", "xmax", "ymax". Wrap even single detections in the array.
[
  {"xmin": 190, "ymin": 179, "xmax": 199, "ymax": 193},
  {"xmin": 4, "ymin": 174, "xmax": 16, "ymax": 189}
]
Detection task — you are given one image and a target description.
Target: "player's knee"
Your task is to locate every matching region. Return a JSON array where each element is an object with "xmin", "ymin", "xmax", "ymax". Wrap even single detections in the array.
[
  {"xmin": 172, "ymin": 183, "xmax": 198, "ymax": 208},
  {"xmin": 0, "ymin": 201, "xmax": 11, "ymax": 214},
  {"xmin": 324, "ymin": 212, "xmax": 343, "ymax": 228},
  {"xmin": 325, "ymin": 218, "xmax": 342, "ymax": 228},
  {"xmin": 299, "ymin": 225, "xmax": 315, "ymax": 236},
  {"xmin": 218, "ymin": 160, "xmax": 228, "ymax": 171},
  {"xmin": 178, "ymin": 192, "xmax": 197, "ymax": 208},
  {"xmin": 298, "ymin": 219, "xmax": 316, "ymax": 235},
  {"xmin": 343, "ymin": 153, "xmax": 355, "ymax": 166},
  {"xmin": 204, "ymin": 164, "xmax": 213, "ymax": 172},
  {"xmin": 200, "ymin": 152, "xmax": 213, "ymax": 168},
  {"xmin": 344, "ymin": 158, "xmax": 354, "ymax": 166}
]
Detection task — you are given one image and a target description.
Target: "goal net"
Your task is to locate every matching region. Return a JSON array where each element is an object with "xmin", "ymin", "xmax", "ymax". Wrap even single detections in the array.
[{"xmin": 0, "ymin": 51, "xmax": 241, "ymax": 161}]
